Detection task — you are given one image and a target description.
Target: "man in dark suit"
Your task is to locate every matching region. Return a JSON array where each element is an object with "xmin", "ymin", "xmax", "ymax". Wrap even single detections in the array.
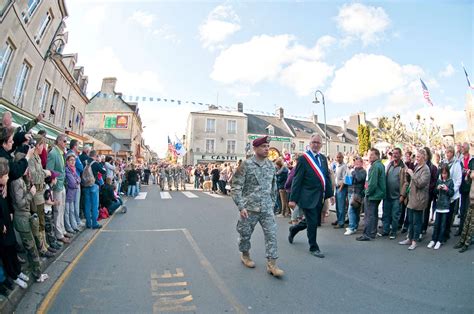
[{"xmin": 288, "ymin": 134, "xmax": 334, "ymax": 258}]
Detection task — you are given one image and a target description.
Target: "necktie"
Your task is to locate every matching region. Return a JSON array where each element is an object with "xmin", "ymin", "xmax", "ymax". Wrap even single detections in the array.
[{"xmin": 314, "ymin": 153, "xmax": 321, "ymax": 168}]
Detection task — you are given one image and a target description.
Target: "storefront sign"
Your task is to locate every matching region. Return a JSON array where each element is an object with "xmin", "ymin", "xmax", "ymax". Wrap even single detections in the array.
[
  {"xmin": 248, "ymin": 135, "xmax": 291, "ymax": 142},
  {"xmin": 104, "ymin": 115, "xmax": 129, "ymax": 129},
  {"xmin": 200, "ymin": 154, "xmax": 240, "ymax": 161}
]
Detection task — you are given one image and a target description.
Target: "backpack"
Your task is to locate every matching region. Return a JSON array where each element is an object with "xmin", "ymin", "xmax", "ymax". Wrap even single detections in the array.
[{"xmin": 82, "ymin": 160, "xmax": 96, "ymax": 187}]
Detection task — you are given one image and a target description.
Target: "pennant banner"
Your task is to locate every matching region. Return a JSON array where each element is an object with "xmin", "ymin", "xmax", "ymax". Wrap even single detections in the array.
[{"xmin": 88, "ymin": 92, "xmax": 313, "ymax": 120}]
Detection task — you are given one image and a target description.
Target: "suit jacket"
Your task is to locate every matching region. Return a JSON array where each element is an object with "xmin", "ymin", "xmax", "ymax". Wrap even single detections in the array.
[
  {"xmin": 289, "ymin": 152, "xmax": 333, "ymax": 209},
  {"xmin": 46, "ymin": 145, "xmax": 65, "ymax": 192}
]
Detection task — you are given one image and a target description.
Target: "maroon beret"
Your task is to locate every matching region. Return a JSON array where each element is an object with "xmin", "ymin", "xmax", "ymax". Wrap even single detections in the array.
[{"xmin": 253, "ymin": 136, "xmax": 271, "ymax": 147}]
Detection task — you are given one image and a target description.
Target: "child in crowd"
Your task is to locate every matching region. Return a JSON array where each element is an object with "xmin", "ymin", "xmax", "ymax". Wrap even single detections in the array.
[
  {"xmin": 44, "ymin": 171, "xmax": 63, "ymax": 249},
  {"xmin": 428, "ymin": 164, "xmax": 454, "ymax": 250}
]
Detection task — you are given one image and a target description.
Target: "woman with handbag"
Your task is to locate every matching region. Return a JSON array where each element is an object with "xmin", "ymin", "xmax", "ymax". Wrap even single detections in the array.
[{"xmin": 345, "ymin": 157, "xmax": 367, "ymax": 235}]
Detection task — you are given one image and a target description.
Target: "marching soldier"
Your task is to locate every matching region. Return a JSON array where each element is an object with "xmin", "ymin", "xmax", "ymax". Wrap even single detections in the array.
[
  {"xmin": 159, "ymin": 165, "xmax": 166, "ymax": 191},
  {"xmin": 165, "ymin": 165, "xmax": 173, "ymax": 191},
  {"xmin": 180, "ymin": 166, "xmax": 187, "ymax": 191},
  {"xmin": 231, "ymin": 136, "xmax": 284, "ymax": 277},
  {"xmin": 174, "ymin": 165, "xmax": 180, "ymax": 191}
]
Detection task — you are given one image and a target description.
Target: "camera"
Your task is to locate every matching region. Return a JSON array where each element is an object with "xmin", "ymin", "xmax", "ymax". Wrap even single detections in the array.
[{"xmin": 29, "ymin": 138, "xmax": 36, "ymax": 148}]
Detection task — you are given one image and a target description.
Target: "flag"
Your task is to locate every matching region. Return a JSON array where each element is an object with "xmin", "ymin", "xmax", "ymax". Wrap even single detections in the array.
[
  {"xmin": 420, "ymin": 79, "xmax": 434, "ymax": 106},
  {"xmin": 167, "ymin": 136, "xmax": 175, "ymax": 153},
  {"xmin": 174, "ymin": 136, "xmax": 186, "ymax": 157},
  {"xmin": 463, "ymin": 66, "xmax": 474, "ymax": 89}
]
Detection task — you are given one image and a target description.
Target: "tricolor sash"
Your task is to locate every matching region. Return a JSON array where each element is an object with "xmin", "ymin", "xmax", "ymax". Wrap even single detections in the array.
[{"xmin": 303, "ymin": 151, "xmax": 326, "ymax": 190}]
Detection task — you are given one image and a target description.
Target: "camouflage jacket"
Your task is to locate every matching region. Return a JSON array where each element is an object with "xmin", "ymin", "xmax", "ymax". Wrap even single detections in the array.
[
  {"xmin": 28, "ymin": 154, "xmax": 47, "ymax": 205},
  {"xmin": 231, "ymin": 156, "xmax": 276, "ymax": 213}
]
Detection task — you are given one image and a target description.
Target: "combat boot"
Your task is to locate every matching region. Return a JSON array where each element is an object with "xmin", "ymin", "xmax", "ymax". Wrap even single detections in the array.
[
  {"xmin": 240, "ymin": 252, "xmax": 255, "ymax": 268},
  {"xmin": 266, "ymin": 259, "xmax": 284, "ymax": 277}
]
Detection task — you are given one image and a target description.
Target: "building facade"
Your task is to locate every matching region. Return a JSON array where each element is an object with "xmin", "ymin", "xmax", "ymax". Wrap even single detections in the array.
[
  {"xmin": 84, "ymin": 77, "xmax": 146, "ymax": 163},
  {"xmin": 184, "ymin": 104, "xmax": 247, "ymax": 165},
  {"xmin": 0, "ymin": 0, "xmax": 89, "ymax": 142},
  {"xmin": 185, "ymin": 104, "xmax": 359, "ymax": 164}
]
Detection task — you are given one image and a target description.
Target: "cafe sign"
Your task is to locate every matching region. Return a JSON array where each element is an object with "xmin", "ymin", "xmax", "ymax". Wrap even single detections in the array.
[{"xmin": 248, "ymin": 135, "xmax": 291, "ymax": 142}]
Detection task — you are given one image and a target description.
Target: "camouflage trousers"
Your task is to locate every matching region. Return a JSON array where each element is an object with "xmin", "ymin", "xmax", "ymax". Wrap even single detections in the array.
[
  {"xmin": 13, "ymin": 214, "xmax": 41, "ymax": 278},
  {"xmin": 45, "ymin": 209, "xmax": 58, "ymax": 247},
  {"xmin": 181, "ymin": 177, "xmax": 186, "ymax": 190},
  {"xmin": 174, "ymin": 177, "xmax": 179, "ymax": 190},
  {"xmin": 167, "ymin": 176, "xmax": 173, "ymax": 190},
  {"xmin": 159, "ymin": 177, "xmax": 165, "ymax": 191},
  {"xmin": 236, "ymin": 210, "xmax": 278, "ymax": 259},
  {"xmin": 459, "ymin": 202, "xmax": 474, "ymax": 246}
]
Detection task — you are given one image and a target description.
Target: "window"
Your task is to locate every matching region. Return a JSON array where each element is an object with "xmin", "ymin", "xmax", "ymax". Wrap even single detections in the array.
[
  {"xmin": 227, "ymin": 140, "xmax": 236, "ymax": 154},
  {"xmin": 69, "ymin": 105, "xmax": 75, "ymax": 129},
  {"xmin": 298, "ymin": 141, "xmax": 304, "ymax": 152},
  {"xmin": 283, "ymin": 142, "xmax": 290, "ymax": 151},
  {"xmin": 206, "ymin": 118, "xmax": 216, "ymax": 133},
  {"xmin": 13, "ymin": 61, "xmax": 31, "ymax": 106},
  {"xmin": 337, "ymin": 145, "xmax": 340, "ymax": 152},
  {"xmin": 343, "ymin": 146, "xmax": 346, "ymax": 152},
  {"xmin": 58, "ymin": 97, "xmax": 66, "ymax": 125},
  {"xmin": 23, "ymin": 0, "xmax": 41, "ymax": 21},
  {"xmin": 350, "ymin": 146, "xmax": 353, "ymax": 153},
  {"xmin": 0, "ymin": 0, "xmax": 12, "ymax": 16},
  {"xmin": 35, "ymin": 11, "xmax": 52, "ymax": 43},
  {"xmin": 39, "ymin": 81, "xmax": 50, "ymax": 113},
  {"xmin": 205, "ymin": 139, "xmax": 215, "ymax": 153},
  {"xmin": 50, "ymin": 90, "xmax": 58, "ymax": 117},
  {"xmin": 0, "ymin": 41, "xmax": 14, "ymax": 87},
  {"xmin": 267, "ymin": 125, "xmax": 275, "ymax": 135},
  {"xmin": 227, "ymin": 120, "xmax": 236, "ymax": 134}
]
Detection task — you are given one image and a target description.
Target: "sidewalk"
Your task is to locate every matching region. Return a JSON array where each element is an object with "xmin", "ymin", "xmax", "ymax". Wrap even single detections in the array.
[{"xmin": 0, "ymin": 209, "xmax": 123, "ymax": 313}]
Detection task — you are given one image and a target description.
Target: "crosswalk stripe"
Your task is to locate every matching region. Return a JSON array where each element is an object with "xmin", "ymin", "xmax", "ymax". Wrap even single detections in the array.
[
  {"xmin": 135, "ymin": 192, "xmax": 147, "ymax": 200},
  {"xmin": 160, "ymin": 192, "xmax": 172, "ymax": 199},
  {"xmin": 182, "ymin": 192, "xmax": 198, "ymax": 198},
  {"xmin": 203, "ymin": 192, "xmax": 224, "ymax": 198}
]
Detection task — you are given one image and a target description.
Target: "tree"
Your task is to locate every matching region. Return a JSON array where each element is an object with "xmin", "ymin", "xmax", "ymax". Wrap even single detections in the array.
[
  {"xmin": 371, "ymin": 114, "xmax": 408, "ymax": 145},
  {"xmin": 408, "ymin": 114, "xmax": 442, "ymax": 147},
  {"xmin": 358, "ymin": 124, "xmax": 371, "ymax": 155}
]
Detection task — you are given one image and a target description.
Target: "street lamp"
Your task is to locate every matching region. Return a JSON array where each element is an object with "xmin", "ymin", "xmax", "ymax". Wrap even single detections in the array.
[{"xmin": 313, "ymin": 90, "xmax": 329, "ymax": 156}]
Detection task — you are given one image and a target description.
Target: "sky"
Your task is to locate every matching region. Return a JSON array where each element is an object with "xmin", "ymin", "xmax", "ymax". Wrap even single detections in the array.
[{"xmin": 63, "ymin": 0, "xmax": 474, "ymax": 156}]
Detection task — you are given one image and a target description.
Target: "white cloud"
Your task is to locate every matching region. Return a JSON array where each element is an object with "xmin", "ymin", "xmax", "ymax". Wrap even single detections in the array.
[
  {"xmin": 335, "ymin": 3, "xmax": 391, "ymax": 45},
  {"xmin": 279, "ymin": 60, "xmax": 334, "ymax": 96},
  {"xmin": 153, "ymin": 25, "xmax": 181, "ymax": 44},
  {"xmin": 439, "ymin": 64, "xmax": 455, "ymax": 78},
  {"xmin": 327, "ymin": 53, "xmax": 424, "ymax": 103},
  {"xmin": 211, "ymin": 34, "xmax": 336, "ymax": 96},
  {"xmin": 81, "ymin": 5, "xmax": 107, "ymax": 28},
  {"xmin": 199, "ymin": 5, "xmax": 241, "ymax": 50},
  {"xmin": 84, "ymin": 47, "xmax": 164, "ymax": 95},
  {"xmin": 129, "ymin": 10, "xmax": 155, "ymax": 28}
]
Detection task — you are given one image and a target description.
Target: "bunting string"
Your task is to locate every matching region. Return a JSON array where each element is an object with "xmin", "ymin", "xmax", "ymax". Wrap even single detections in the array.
[{"xmin": 88, "ymin": 91, "xmax": 313, "ymax": 121}]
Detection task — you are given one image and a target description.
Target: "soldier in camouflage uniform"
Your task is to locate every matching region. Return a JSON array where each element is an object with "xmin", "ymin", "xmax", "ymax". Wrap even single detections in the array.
[
  {"xmin": 174, "ymin": 165, "xmax": 180, "ymax": 191},
  {"xmin": 159, "ymin": 165, "xmax": 166, "ymax": 191},
  {"xmin": 165, "ymin": 165, "xmax": 174, "ymax": 191},
  {"xmin": 11, "ymin": 153, "xmax": 49, "ymax": 282},
  {"xmin": 231, "ymin": 136, "xmax": 284, "ymax": 277},
  {"xmin": 180, "ymin": 166, "xmax": 187, "ymax": 191},
  {"xmin": 28, "ymin": 135, "xmax": 56, "ymax": 257}
]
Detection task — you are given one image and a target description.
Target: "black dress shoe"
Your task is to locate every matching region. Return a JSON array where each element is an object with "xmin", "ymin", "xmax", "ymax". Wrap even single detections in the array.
[
  {"xmin": 310, "ymin": 250, "xmax": 325, "ymax": 258},
  {"xmin": 356, "ymin": 236, "xmax": 371, "ymax": 241},
  {"xmin": 288, "ymin": 227, "xmax": 295, "ymax": 244},
  {"xmin": 331, "ymin": 221, "xmax": 338, "ymax": 226}
]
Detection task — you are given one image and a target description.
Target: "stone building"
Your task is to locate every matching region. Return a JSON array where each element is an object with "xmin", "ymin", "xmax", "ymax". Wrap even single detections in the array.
[
  {"xmin": 184, "ymin": 103, "xmax": 247, "ymax": 165},
  {"xmin": 0, "ymin": 0, "xmax": 89, "ymax": 142},
  {"xmin": 84, "ymin": 78, "xmax": 146, "ymax": 163}
]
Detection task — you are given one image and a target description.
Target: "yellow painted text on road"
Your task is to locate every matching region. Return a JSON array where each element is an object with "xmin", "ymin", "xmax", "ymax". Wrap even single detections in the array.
[{"xmin": 150, "ymin": 268, "xmax": 196, "ymax": 313}]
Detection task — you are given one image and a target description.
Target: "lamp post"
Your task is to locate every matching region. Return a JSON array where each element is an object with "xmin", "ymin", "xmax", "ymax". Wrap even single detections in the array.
[{"xmin": 313, "ymin": 90, "xmax": 329, "ymax": 156}]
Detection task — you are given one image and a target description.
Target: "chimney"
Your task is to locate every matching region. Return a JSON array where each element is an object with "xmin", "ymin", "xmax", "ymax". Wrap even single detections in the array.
[
  {"xmin": 311, "ymin": 114, "xmax": 318, "ymax": 124},
  {"xmin": 342, "ymin": 120, "xmax": 347, "ymax": 132},
  {"xmin": 101, "ymin": 77, "xmax": 117, "ymax": 94},
  {"xmin": 237, "ymin": 102, "xmax": 243, "ymax": 113},
  {"xmin": 277, "ymin": 107, "xmax": 284, "ymax": 120}
]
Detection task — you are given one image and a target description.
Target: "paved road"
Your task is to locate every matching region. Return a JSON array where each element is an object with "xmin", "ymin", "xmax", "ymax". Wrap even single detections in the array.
[{"xmin": 17, "ymin": 185, "xmax": 474, "ymax": 313}]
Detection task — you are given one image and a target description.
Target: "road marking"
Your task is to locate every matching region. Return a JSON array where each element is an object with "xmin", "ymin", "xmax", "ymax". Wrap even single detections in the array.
[
  {"xmin": 182, "ymin": 229, "xmax": 246, "ymax": 314},
  {"xmin": 182, "ymin": 191, "xmax": 198, "ymax": 198},
  {"xmin": 135, "ymin": 192, "xmax": 147, "ymax": 199},
  {"xmin": 160, "ymin": 192, "xmax": 172, "ymax": 199},
  {"xmin": 151, "ymin": 268, "xmax": 196, "ymax": 313},
  {"xmin": 37, "ymin": 203, "xmax": 122, "ymax": 313},
  {"xmin": 203, "ymin": 192, "xmax": 224, "ymax": 198}
]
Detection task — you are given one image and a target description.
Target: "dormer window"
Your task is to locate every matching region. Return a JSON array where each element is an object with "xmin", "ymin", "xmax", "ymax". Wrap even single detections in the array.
[
  {"xmin": 266, "ymin": 125, "xmax": 275, "ymax": 135},
  {"xmin": 337, "ymin": 133, "xmax": 346, "ymax": 142}
]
